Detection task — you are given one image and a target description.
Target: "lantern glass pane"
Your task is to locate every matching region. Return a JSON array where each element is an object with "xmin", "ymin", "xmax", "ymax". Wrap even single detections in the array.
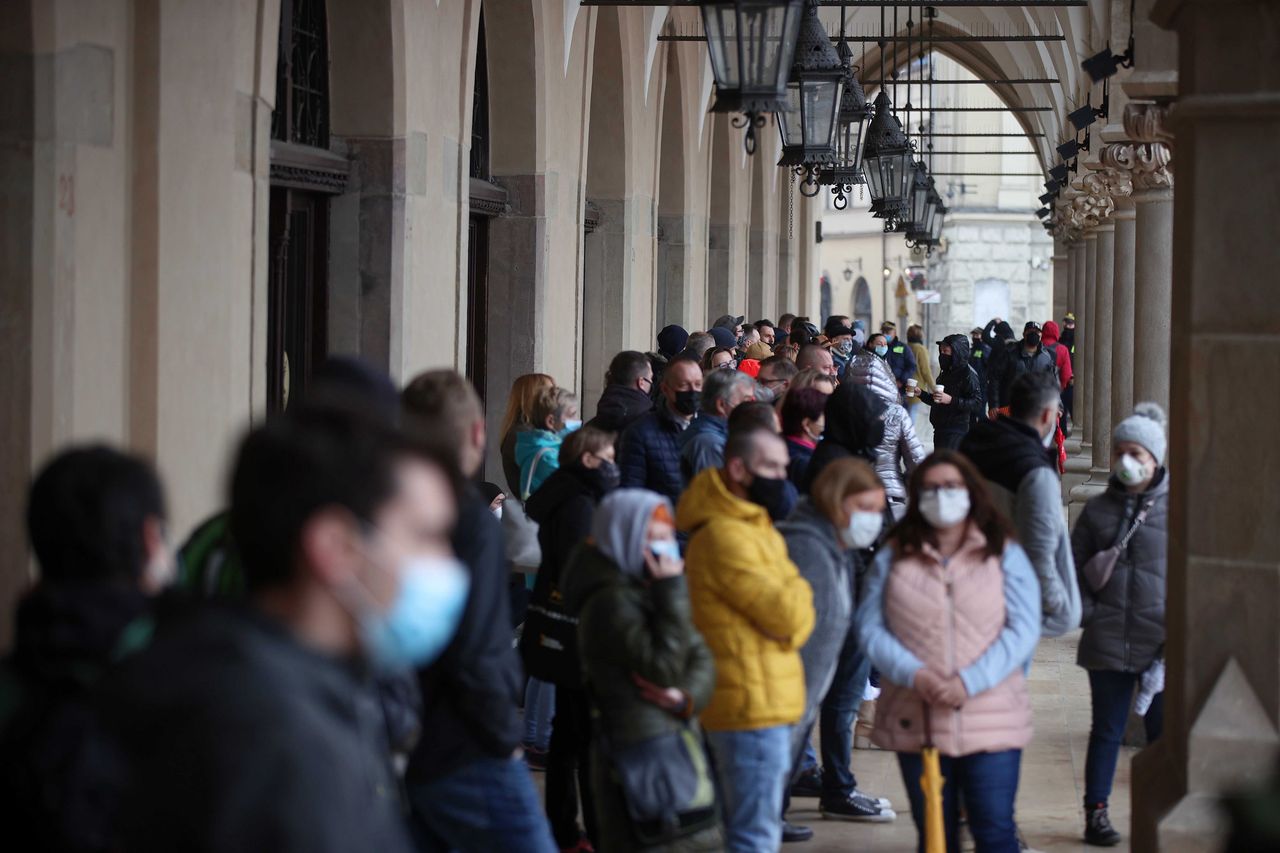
[
  {"xmin": 802, "ymin": 79, "xmax": 838, "ymax": 147},
  {"xmin": 912, "ymin": 179, "xmax": 928, "ymax": 224},
  {"xmin": 741, "ymin": 5, "xmax": 784, "ymax": 91},
  {"xmin": 702, "ymin": 5, "xmax": 738, "ymax": 88},
  {"xmin": 781, "ymin": 82, "xmax": 803, "ymax": 146}
]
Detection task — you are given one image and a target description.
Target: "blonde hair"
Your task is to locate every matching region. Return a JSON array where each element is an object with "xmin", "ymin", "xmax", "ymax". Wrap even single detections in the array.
[
  {"xmin": 530, "ymin": 387, "xmax": 577, "ymax": 431},
  {"xmin": 810, "ymin": 458, "xmax": 884, "ymax": 524},
  {"xmin": 500, "ymin": 373, "xmax": 554, "ymax": 438},
  {"xmin": 790, "ymin": 368, "xmax": 838, "ymax": 395}
]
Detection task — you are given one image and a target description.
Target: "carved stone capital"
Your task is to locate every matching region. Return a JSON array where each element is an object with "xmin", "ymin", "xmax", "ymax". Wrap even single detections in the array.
[
  {"xmin": 1131, "ymin": 142, "xmax": 1174, "ymax": 191},
  {"xmin": 1120, "ymin": 103, "xmax": 1175, "ymax": 191},
  {"xmin": 1073, "ymin": 172, "xmax": 1117, "ymax": 229},
  {"xmin": 1098, "ymin": 143, "xmax": 1138, "ymax": 201}
]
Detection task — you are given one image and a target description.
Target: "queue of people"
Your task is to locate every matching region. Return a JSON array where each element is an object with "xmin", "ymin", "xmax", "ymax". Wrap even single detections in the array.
[{"xmin": 0, "ymin": 307, "xmax": 1169, "ymax": 853}]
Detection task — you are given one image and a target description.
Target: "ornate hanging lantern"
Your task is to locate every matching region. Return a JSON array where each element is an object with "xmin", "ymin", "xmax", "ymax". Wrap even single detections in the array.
[
  {"xmin": 861, "ymin": 90, "xmax": 914, "ymax": 222},
  {"xmin": 702, "ymin": 0, "xmax": 806, "ymax": 154},
  {"xmin": 821, "ymin": 38, "xmax": 871, "ymax": 210},
  {"xmin": 777, "ymin": 0, "xmax": 845, "ymax": 196}
]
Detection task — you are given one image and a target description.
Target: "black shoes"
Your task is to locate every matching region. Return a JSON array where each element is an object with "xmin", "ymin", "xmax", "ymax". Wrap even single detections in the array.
[
  {"xmin": 781, "ymin": 821, "xmax": 814, "ymax": 843},
  {"xmin": 1085, "ymin": 804, "xmax": 1122, "ymax": 847},
  {"xmin": 820, "ymin": 791, "xmax": 897, "ymax": 823},
  {"xmin": 789, "ymin": 767, "xmax": 823, "ymax": 798}
]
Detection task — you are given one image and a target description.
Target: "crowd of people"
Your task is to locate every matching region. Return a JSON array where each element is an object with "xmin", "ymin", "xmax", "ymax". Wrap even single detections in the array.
[{"xmin": 0, "ymin": 307, "xmax": 1171, "ymax": 853}]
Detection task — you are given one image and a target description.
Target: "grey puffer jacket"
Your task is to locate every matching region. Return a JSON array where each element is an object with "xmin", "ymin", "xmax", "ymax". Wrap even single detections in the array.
[
  {"xmin": 1072, "ymin": 469, "xmax": 1169, "ymax": 672},
  {"xmin": 847, "ymin": 352, "xmax": 925, "ymax": 501},
  {"xmin": 777, "ymin": 498, "xmax": 856, "ymax": 764}
]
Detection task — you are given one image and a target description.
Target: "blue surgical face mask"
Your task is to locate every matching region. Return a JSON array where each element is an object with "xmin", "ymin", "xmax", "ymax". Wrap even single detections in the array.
[
  {"xmin": 558, "ymin": 418, "xmax": 583, "ymax": 437},
  {"xmin": 874, "ymin": 345, "xmax": 889, "ymax": 358},
  {"xmin": 648, "ymin": 538, "xmax": 681, "ymax": 561},
  {"xmin": 350, "ymin": 552, "xmax": 471, "ymax": 672}
]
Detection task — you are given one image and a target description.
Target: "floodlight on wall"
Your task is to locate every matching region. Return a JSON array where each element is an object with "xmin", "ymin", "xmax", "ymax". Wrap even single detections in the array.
[
  {"xmin": 1068, "ymin": 103, "xmax": 1098, "ymax": 132},
  {"xmin": 1039, "ymin": 191, "xmax": 1057, "ymax": 205},
  {"xmin": 1049, "ymin": 164, "xmax": 1069, "ymax": 183},
  {"xmin": 1057, "ymin": 139, "xmax": 1081, "ymax": 160},
  {"xmin": 778, "ymin": 0, "xmax": 846, "ymax": 195},
  {"xmin": 1036, "ymin": 207, "xmax": 1051, "ymax": 218},
  {"xmin": 702, "ymin": 0, "xmax": 805, "ymax": 155},
  {"xmin": 1045, "ymin": 178, "xmax": 1061, "ymax": 193},
  {"xmin": 1081, "ymin": 42, "xmax": 1134, "ymax": 83}
]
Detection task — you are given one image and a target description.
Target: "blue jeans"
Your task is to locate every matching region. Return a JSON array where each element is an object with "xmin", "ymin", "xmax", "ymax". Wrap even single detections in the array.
[
  {"xmin": 523, "ymin": 678, "xmax": 555, "ymax": 750},
  {"xmin": 1084, "ymin": 669, "xmax": 1164, "ymax": 806},
  {"xmin": 820, "ymin": 622, "xmax": 873, "ymax": 801},
  {"xmin": 408, "ymin": 756, "xmax": 557, "ymax": 853},
  {"xmin": 706, "ymin": 726, "xmax": 792, "ymax": 853},
  {"xmin": 897, "ymin": 749, "xmax": 1022, "ymax": 853}
]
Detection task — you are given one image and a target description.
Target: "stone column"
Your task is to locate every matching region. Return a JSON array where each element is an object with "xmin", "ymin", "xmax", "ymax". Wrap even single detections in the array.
[
  {"xmin": 1132, "ymin": 2, "xmax": 1280, "ymax": 850},
  {"xmin": 1126, "ymin": 103, "xmax": 1175, "ymax": 411},
  {"xmin": 1052, "ymin": 240, "xmax": 1069, "ymax": 322},
  {"xmin": 1110, "ymin": 197, "xmax": 1138, "ymax": 417},
  {"xmin": 1081, "ymin": 230, "xmax": 1098, "ymax": 447}
]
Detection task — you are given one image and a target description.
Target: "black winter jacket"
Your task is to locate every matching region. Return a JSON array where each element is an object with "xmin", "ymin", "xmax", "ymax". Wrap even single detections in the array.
[
  {"xmin": 0, "ymin": 582, "xmax": 149, "ymax": 853},
  {"xmin": 617, "ymin": 399, "xmax": 687, "ymax": 503},
  {"xmin": 804, "ymin": 383, "xmax": 886, "ymax": 492},
  {"xmin": 588, "ymin": 385, "xmax": 654, "ymax": 437},
  {"xmin": 522, "ymin": 465, "xmax": 612, "ymax": 685},
  {"xmin": 996, "ymin": 343, "xmax": 1057, "ymax": 410},
  {"xmin": 921, "ymin": 334, "xmax": 984, "ymax": 434},
  {"xmin": 1073, "ymin": 470, "xmax": 1169, "ymax": 672},
  {"xmin": 409, "ymin": 487, "xmax": 524, "ymax": 782},
  {"xmin": 104, "ymin": 605, "xmax": 414, "ymax": 853}
]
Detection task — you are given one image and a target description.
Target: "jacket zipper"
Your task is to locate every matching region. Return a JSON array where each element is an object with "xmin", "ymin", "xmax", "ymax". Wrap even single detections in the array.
[
  {"xmin": 943, "ymin": 559, "xmax": 961, "ymax": 753},
  {"xmin": 1122, "ymin": 499, "xmax": 1137, "ymax": 670}
]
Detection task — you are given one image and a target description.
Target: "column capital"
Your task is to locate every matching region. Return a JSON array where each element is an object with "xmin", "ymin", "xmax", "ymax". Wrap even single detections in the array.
[
  {"xmin": 1123, "ymin": 103, "xmax": 1175, "ymax": 192},
  {"xmin": 1069, "ymin": 172, "xmax": 1118, "ymax": 231}
]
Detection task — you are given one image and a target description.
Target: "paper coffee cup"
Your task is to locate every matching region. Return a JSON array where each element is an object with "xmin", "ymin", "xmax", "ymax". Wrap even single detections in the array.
[
  {"xmin": 906, "ymin": 378, "xmax": 918, "ymax": 387},
  {"xmin": 934, "ymin": 384, "xmax": 945, "ymax": 395}
]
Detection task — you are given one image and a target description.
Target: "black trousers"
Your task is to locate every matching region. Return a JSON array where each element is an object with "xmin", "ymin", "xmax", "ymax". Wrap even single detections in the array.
[
  {"xmin": 546, "ymin": 685, "xmax": 597, "ymax": 847},
  {"xmin": 933, "ymin": 429, "xmax": 968, "ymax": 451}
]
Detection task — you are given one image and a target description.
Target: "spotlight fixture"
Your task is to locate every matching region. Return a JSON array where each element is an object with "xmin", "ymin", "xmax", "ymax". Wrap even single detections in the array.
[
  {"xmin": 1049, "ymin": 164, "xmax": 1069, "ymax": 183},
  {"xmin": 1068, "ymin": 103, "xmax": 1098, "ymax": 132},
  {"xmin": 1057, "ymin": 139, "xmax": 1081, "ymax": 161},
  {"xmin": 1081, "ymin": 43, "xmax": 1134, "ymax": 83},
  {"xmin": 1036, "ymin": 207, "xmax": 1051, "ymax": 219},
  {"xmin": 1045, "ymin": 178, "xmax": 1061, "ymax": 193},
  {"xmin": 1038, "ymin": 191, "xmax": 1057, "ymax": 205}
]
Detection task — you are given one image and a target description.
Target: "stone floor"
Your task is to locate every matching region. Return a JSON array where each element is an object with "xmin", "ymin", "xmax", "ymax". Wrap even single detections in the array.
[{"xmin": 789, "ymin": 630, "xmax": 1134, "ymax": 853}]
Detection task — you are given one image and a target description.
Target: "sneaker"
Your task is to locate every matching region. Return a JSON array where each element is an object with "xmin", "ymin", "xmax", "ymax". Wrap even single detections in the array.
[
  {"xmin": 781, "ymin": 821, "xmax": 814, "ymax": 843},
  {"xmin": 1085, "ymin": 804, "xmax": 1122, "ymax": 847},
  {"xmin": 523, "ymin": 746, "xmax": 549, "ymax": 772},
  {"xmin": 820, "ymin": 792, "xmax": 897, "ymax": 823},
  {"xmin": 789, "ymin": 767, "xmax": 823, "ymax": 798},
  {"xmin": 852, "ymin": 788, "xmax": 893, "ymax": 810}
]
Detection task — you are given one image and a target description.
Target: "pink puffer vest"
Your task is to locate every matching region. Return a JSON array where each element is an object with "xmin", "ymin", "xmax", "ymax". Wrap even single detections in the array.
[{"xmin": 872, "ymin": 529, "xmax": 1033, "ymax": 757}]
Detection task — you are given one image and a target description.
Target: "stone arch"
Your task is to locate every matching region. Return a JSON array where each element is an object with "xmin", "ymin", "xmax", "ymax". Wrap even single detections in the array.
[
  {"xmin": 581, "ymin": 5, "xmax": 632, "ymax": 415},
  {"xmin": 852, "ymin": 275, "xmax": 873, "ymax": 330},
  {"xmin": 655, "ymin": 44, "xmax": 689, "ymax": 330}
]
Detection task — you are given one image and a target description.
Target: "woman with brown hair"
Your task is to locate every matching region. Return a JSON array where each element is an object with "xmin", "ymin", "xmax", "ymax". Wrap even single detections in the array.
[
  {"xmin": 856, "ymin": 450, "xmax": 1040, "ymax": 853},
  {"xmin": 501, "ymin": 373, "xmax": 555, "ymax": 495}
]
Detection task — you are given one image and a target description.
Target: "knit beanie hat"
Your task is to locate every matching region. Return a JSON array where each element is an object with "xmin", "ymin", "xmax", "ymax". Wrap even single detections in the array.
[
  {"xmin": 709, "ymin": 326, "xmax": 737, "ymax": 349},
  {"xmin": 1113, "ymin": 402, "xmax": 1168, "ymax": 463},
  {"xmin": 656, "ymin": 324, "xmax": 689, "ymax": 357}
]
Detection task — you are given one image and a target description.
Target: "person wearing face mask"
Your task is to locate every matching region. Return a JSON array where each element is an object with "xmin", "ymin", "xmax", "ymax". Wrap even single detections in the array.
[
  {"xmin": 516, "ymin": 387, "xmax": 581, "ymax": 501},
  {"xmin": 1071, "ymin": 403, "xmax": 1170, "ymax": 848},
  {"xmin": 778, "ymin": 460, "xmax": 895, "ymax": 837},
  {"xmin": 968, "ymin": 327, "xmax": 991, "ymax": 409},
  {"xmin": 992, "ymin": 321, "xmax": 1057, "ymax": 417},
  {"xmin": 105, "ymin": 409, "xmax": 474, "ymax": 853},
  {"xmin": 676, "ymin": 429, "xmax": 816, "ymax": 853},
  {"xmin": 0, "ymin": 447, "xmax": 172, "ymax": 853},
  {"xmin": 879, "ymin": 321, "xmax": 918, "ymax": 394},
  {"xmin": 905, "ymin": 324, "xmax": 936, "ymax": 436},
  {"xmin": 588, "ymin": 351, "xmax": 656, "ymax": 439},
  {"xmin": 918, "ymin": 333, "xmax": 985, "ymax": 450},
  {"xmin": 561, "ymin": 491, "xmax": 723, "ymax": 852},
  {"xmin": 824, "ymin": 317, "xmax": 856, "ymax": 379},
  {"xmin": 679, "ymin": 368, "xmax": 757, "ymax": 481},
  {"xmin": 848, "ymin": 339, "xmax": 926, "ymax": 518},
  {"xmin": 522, "ymin": 426, "xmax": 620, "ymax": 852},
  {"xmin": 803, "ymin": 382, "xmax": 887, "ymax": 493},
  {"xmin": 857, "ymin": 451, "xmax": 1040, "ymax": 853},
  {"xmin": 781, "ymin": 387, "xmax": 828, "ymax": 488},
  {"xmin": 400, "ymin": 371, "xmax": 549, "ymax": 852},
  {"xmin": 961, "ymin": 372, "xmax": 1081, "ymax": 641},
  {"xmin": 620, "ymin": 357, "xmax": 703, "ymax": 504}
]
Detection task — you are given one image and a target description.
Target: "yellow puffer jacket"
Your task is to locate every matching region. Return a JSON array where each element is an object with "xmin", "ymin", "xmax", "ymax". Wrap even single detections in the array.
[{"xmin": 676, "ymin": 468, "xmax": 815, "ymax": 732}]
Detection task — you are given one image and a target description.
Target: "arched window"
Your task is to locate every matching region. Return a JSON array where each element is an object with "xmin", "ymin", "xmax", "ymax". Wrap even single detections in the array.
[
  {"xmin": 852, "ymin": 276, "xmax": 873, "ymax": 331},
  {"xmin": 820, "ymin": 274, "xmax": 833, "ymax": 323}
]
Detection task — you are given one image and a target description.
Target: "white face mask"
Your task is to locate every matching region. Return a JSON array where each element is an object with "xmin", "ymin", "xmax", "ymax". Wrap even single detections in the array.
[
  {"xmin": 918, "ymin": 488, "xmax": 971, "ymax": 529},
  {"xmin": 1041, "ymin": 422, "xmax": 1056, "ymax": 449},
  {"xmin": 492, "ymin": 505, "xmax": 504, "ymax": 521},
  {"xmin": 842, "ymin": 511, "xmax": 883, "ymax": 550},
  {"xmin": 1115, "ymin": 453, "xmax": 1151, "ymax": 486}
]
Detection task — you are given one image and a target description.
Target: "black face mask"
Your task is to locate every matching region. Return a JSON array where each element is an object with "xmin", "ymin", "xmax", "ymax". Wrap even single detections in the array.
[
  {"xmin": 939, "ymin": 353, "xmax": 953, "ymax": 370},
  {"xmin": 582, "ymin": 460, "xmax": 621, "ymax": 493},
  {"xmin": 1025, "ymin": 332, "xmax": 1042, "ymax": 349},
  {"xmin": 672, "ymin": 390, "xmax": 701, "ymax": 416},
  {"xmin": 747, "ymin": 472, "xmax": 795, "ymax": 521}
]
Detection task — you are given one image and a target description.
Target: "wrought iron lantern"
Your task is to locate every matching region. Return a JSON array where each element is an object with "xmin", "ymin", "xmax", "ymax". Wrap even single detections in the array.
[
  {"xmin": 821, "ymin": 38, "xmax": 871, "ymax": 210},
  {"xmin": 929, "ymin": 198, "xmax": 947, "ymax": 244},
  {"xmin": 702, "ymin": 0, "xmax": 805, "ymax": 154},
  {"xmin": 777, "ymin": 0, "xmax": 845, "ymax": 196},
  {"xmin": 861, "ymin": 90, "xmax": 914, "ymax": 222}
]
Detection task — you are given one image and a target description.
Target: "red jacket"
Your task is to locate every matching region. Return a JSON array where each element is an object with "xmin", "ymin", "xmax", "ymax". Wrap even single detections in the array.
[{"xmin": 1042, "ymin": 321, "xmax": 1073, "ymax": 389}]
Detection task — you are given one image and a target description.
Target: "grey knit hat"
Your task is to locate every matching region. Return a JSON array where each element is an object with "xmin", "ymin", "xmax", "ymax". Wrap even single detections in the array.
[{"xmin": 1113, "ymin": 402, "xmax": 1168, "ymax": 463}]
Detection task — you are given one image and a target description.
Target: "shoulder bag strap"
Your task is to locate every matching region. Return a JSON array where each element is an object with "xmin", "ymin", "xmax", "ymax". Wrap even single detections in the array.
[
  {"xmin": 1116, "ymin": 502, "xmax": 1153, "ymax": 551},
  {"xmin": 522, "ymin": 446, "xmax": 552, "ymax": 501}
]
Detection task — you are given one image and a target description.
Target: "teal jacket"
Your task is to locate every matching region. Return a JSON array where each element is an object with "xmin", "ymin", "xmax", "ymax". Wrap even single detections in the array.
[{"xmin": 515, "ymin": 429, "xmax": 563, "ymax": 500}]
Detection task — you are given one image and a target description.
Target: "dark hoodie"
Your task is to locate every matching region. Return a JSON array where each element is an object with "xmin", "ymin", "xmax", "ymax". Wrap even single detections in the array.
[
  {"xmin": 803, "ymin": 383, "xmax": 887, "ymax": 493},
  {"xmin": 521, "ymin": 465, "xmax": 613, "ymax": 686},
  {"xmin": 0, "ymin": 582, "xmax": 150, "ymax": 853},
  {"xmin": 922, "ymin": 334, "xmax": 984, "ymax": 434},
  {"xmin": 983, "ymin": 320, "xmax": 1017, "ymax": 411},
  {"xmin": 587, "ymin": 384, "xmax": 654, "ymax": 437}
]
